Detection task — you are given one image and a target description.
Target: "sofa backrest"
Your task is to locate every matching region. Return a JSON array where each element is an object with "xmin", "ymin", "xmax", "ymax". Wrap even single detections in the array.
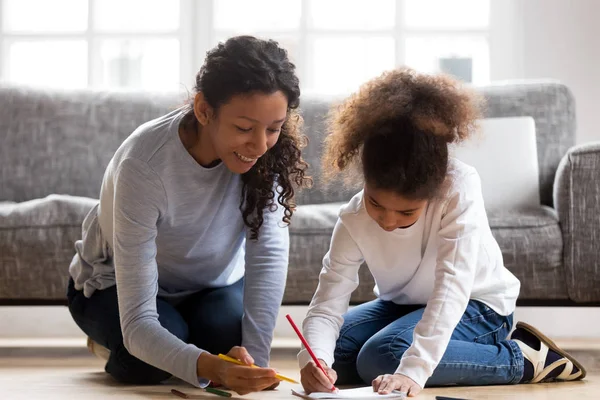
[
  {"xmin": 0, "ymin": 86, "xmax": 183, "ymax": 203},
  {"xmin": 0, "ymin": 81, "xmax": 575, "ymax": 207},
  {"xmin": 295, "ymin": 81, "xmax": 576, "ymax": 207}
]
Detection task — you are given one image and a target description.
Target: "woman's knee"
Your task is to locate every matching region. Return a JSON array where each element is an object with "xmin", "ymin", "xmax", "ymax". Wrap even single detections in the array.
[
  {"xmin": 187, "ymin": 309, "xmax": 242, "ymax": 354},
  {"xmin": 110, "ymin": 366, "xmax": 172, "ymax": 385},
  {"xmin": 206, "ymin": 321, "xmax": 242, "ymax": 353},
  {"xmin": 157, "ymin": 300, "xmax": 189, "ymax": 342},
  {"xmin": 106, "ymin": 345, "xmax": 172, "ymax": 385},
  {"xmin": 158, "ymin": 315, "xmax": 189, "ymax": 343},
  {"xmin": 183, "ymin": 283, "xmax": 244, "ymax": 353}
]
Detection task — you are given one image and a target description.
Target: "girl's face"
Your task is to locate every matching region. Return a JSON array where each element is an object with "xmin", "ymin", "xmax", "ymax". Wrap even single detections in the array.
[
  {"xmin": 363, "ymin": 183, "xmax": 428, "ymax": 232},
  {"xmin": 195, "ymin": 91, "xmax": 288, "ymax": 174}
]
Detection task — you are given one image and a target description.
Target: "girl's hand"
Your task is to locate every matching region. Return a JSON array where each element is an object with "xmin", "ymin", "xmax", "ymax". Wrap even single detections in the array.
[
  {"xmin": 372, "ymin": 373, "xmax": 421, "ymax": 397},
  {"xmin": 197, "ymin": 346, "xmax": 279, "ymax": 395},
  {"xmin": 300, "ymin": 359, "xmax": 338, "ymax": 394}
]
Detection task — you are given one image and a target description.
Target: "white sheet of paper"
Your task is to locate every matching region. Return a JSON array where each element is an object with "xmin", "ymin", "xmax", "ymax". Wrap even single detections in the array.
[{"xmin": 291, "ymin": 387, "xmax": 406, "ymax": 399}]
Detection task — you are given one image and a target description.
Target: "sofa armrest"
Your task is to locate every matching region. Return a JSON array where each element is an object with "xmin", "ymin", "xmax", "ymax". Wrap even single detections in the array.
[{"xmin": 554, "ymin": 142, "xmax": 600, "ymax": 302}]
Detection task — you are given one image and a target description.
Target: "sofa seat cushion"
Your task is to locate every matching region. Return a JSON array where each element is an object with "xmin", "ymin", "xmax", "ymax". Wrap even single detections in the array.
[
  {"xmin": 1, "ymin": 196, "xmax": 567, "ymax": 304},
  {"xmin": 285, "ymin": 203, "xmax": 567, "ymax": 304},
  {"xmin": 0, "ymin": 195, "xmax": 97, "ymax": 300},
  {"xmin": 286, "ymin": 202, "xmax": 379, "ymax": 305}
]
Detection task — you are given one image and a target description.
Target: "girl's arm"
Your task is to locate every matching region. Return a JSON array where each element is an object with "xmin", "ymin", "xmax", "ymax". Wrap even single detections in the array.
[
  {"xmin": 300, "ymin": 219, "xmax": 365, "ymax": 368},
  {"xmin": 396, "ymin": 171, "xmax": 485, "ymax": 388},
  {"xmin": 113, "ymin": 158, "xmax": 207, "ymax": 387}
]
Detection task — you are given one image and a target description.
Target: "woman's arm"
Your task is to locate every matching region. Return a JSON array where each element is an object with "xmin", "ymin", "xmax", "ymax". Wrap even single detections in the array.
[
  {"xmin": 242, "ymin": 197, "xmax": 290, "ymax": 368},
  {"xmin": 112, "ymin": 158, "xmax": 208, "ymax": 387}
]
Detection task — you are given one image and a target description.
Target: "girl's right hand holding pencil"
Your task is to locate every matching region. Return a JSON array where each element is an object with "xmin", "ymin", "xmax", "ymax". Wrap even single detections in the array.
[
  {"xmin": 300, "ymin": 359, "xmax": 338, "ymax": 394},
  {"xmin": 196, "ymin": 346, "xmax": 280, "ymax": 395}
]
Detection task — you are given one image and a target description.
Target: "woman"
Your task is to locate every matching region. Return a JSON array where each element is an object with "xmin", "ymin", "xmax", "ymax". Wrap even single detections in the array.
[{"xmin": 67, "ymin": 36, "xmax": 310, "ymax": 395}]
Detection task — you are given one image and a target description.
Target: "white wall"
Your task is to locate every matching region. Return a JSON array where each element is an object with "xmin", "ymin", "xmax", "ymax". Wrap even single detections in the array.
[
  {"xmin": 492, "ymin": 0, "xmax": 600, "ymax": 144},
  {"xmin": 2, "ymin": 306, "xmax": 600, "ymax": 345}
]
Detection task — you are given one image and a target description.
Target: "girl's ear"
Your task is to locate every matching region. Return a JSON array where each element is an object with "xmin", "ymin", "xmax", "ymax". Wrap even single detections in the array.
[{"xmin": 193, "ymin": 92, "xmax": 213, "ymax": 126}]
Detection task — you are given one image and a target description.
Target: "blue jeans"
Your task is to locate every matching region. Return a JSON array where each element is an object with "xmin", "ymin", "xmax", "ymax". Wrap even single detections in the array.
[
  {"xmin": 332, "ymin": 299, "xmax": 524, "ymax": 387},
  {"xmin": 67, "ymin": 277, "xmax": 243, "ymax": 385}
]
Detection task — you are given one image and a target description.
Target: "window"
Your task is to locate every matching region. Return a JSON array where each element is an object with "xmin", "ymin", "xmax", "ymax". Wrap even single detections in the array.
[
  {"xmin": 211, "ymin": 0, "xmax": 489, "ymax": 94},
  {"xmin": 403, "ymin": 0, "xmax": 490, "ymax": 83},
  {"xmin": 0, "ymin": 0, "xmax": 491, "ymax": 94},
  {"xmin": 0, "ymin": 0, "xmax": 183, "ymax": 90}
]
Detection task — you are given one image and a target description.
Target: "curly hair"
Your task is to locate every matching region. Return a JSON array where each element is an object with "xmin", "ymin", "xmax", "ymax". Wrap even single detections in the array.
[
  {"xmin": 183, "ymin": 36, "xmax": 311, "ymax": 239},
  {"xmin": 322, "ymin": 67, "xmax": 484, "ymax": 199}
]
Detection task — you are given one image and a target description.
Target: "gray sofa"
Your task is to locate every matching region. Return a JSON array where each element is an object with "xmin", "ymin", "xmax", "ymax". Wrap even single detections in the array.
[{"xmin": 1, "ymin": 82, "xmax": 599, "ymax": 305}]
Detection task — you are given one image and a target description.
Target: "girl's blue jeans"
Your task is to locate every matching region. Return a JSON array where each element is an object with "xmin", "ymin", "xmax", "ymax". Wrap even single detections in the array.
[{"xmin": 332, "ymin": 299, "xmax": 524, "ymax": 387}]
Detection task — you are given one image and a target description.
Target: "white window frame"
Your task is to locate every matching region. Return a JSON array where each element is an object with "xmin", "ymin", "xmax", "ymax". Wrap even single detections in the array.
[
  {"xmin": 0, "ymin": 0, "xmax": 195, "ymax": 89},
  {"xmin": 0, "ymin": 0, "xmax": 518, "ymax": 92},
  {"xmin": 202, "ymin": 0, "xmax": 501, "ymax": 93}
]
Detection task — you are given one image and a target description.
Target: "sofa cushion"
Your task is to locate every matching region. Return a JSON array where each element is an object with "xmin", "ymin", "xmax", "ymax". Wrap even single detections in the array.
[
  {"xmin": 452, "ymin": 117, "xmax": 541, "ymax": 211},
  {"xmin": 284, "ymin": 203, "xmax": 567, "ymax": 304},
  {"xmin": 0, "ymin": 195, "xmax": 97, "ymax": 300},
  {"xmin": 0, "ymin": 194, "xmax": 97, "ymax": 228},
  {"xmin": 286, "ymin": 202, "xmax": 379, "ymax": 304}
]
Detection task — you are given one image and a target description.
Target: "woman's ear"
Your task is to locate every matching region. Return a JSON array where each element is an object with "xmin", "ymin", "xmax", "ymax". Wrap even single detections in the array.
[{"xmin": 193, "ymin": 92, "xmax": 213, "ymax": 126}]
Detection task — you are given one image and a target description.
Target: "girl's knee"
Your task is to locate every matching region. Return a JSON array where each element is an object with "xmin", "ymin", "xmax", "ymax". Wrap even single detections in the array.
[
  {"xmin": 333, "ymin": 332, "xmax": 359, "ymax": 363},
  {"xmin": 356, "ymin": 339, "xmax": 387, "ymax": 383},
  {"xmin": 333, "ymin": 320, "xmax": 375, "ymax": 363},
  {"xmin": 356, "ymin": 337, "xmax": 410, "ymax": 383}
]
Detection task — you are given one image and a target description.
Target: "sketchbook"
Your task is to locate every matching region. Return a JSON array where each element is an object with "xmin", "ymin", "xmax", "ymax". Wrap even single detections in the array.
[{"xmin": 291, "ymin": 387, "xmax": 406, "ymax": 399}]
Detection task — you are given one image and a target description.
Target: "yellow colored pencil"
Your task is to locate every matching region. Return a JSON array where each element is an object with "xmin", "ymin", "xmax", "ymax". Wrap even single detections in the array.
[{"xmin": 217, "ymin": 354, "xmax": 299, "ymax": 384}]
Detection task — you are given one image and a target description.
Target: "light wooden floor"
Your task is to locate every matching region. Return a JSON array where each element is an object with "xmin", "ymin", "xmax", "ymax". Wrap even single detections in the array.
[{"xmin": 1, "ymin": 347, "xmax": 598, "ymax": 399}]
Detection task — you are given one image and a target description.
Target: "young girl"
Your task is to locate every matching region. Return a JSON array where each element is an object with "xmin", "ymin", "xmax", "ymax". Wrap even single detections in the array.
[
  {"xmin": 67, "ymin": 36, "xmax": 310, "ymax": 395},
  {"xmin": 299, "ymin": 68, "xmax": 584, "ymax": 396}
]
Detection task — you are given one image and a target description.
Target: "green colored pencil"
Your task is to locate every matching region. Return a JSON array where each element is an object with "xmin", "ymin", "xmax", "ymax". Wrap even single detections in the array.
[{"xmin": 205, "ymin": 387, "xmax": 232, "ymax": 398}]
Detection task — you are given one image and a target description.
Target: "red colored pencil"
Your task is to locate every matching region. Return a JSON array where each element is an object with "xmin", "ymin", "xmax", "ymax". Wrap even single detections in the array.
[{"xmin": 285, "ymin": 314, "xmax": 337, "ymax": 392}]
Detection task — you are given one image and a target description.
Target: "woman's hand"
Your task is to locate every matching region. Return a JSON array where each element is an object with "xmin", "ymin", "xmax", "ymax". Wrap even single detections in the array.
[
  {"xmin": 372, "ymin": 373, "xmax": 421, "ymax": 397},
  {"xmin": 197, "ymin": 346, "xmax": 279, "ymax": 395},
  {"xmin": 300, "ymin": 359, "xmax": 338, "ymax": 394}
]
